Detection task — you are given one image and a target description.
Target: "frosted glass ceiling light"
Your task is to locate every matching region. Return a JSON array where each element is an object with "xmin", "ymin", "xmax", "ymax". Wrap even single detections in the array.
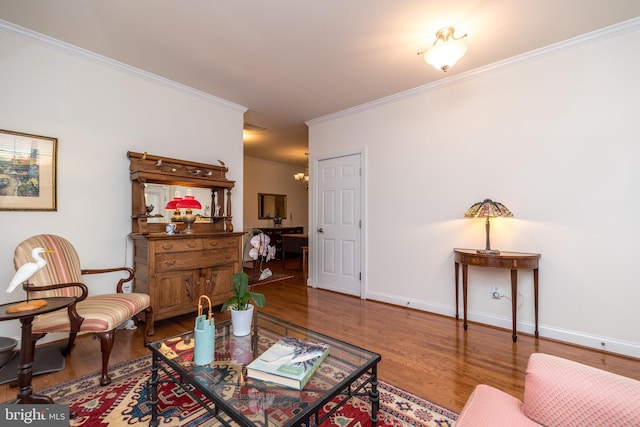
[{"xmin": 419, "ymin": 27, "xmax": 468, "ymax": 72}]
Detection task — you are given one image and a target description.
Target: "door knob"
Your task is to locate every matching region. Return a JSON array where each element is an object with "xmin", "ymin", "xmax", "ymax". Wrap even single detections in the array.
[{"xmin": 317, "ymin": 228, "xmax": 324, "ymax": 233}]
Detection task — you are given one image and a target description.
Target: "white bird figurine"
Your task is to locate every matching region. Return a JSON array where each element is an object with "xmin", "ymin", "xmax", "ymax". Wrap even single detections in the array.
[{"xmin": 7, "ymin": 247, "xmax": 53, "ymax": 294}]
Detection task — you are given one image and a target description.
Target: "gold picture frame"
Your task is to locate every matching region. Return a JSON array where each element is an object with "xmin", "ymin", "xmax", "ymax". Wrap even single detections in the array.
[{"xmin": 0, "ymin": 129, "xmax": 57, "ymax": 211}]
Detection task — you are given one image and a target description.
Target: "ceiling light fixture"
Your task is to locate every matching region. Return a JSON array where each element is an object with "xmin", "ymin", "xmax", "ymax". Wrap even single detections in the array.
[
  {"xmin": 243, "ymin": 122, "xmax": 267, "ymax": 131},
  {"xmin": 294, "ymin": 153, "xmax": 309, "ymax": 190},
  {"xmin": 243, "ymin": 122, "xmax": 267, "ymax": 143},
  {"xmin": 418, "ymin": 27, "xmax": 468, "ymax": 72}
]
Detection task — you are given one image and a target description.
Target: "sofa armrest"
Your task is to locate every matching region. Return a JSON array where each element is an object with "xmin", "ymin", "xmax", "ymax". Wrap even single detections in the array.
[
  {"xmin": 523, "ymin": 353, "xmax": 640, "ymax": 426},
  {"xmin": 456, "ymin": 384, "xmax": 540, "ymax": 426}
]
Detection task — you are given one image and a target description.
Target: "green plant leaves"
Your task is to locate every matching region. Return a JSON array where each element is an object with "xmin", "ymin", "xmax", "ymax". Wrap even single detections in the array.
[{"xmin": 221, "ymin": 269, "xmax": 266, "ymax": 311}]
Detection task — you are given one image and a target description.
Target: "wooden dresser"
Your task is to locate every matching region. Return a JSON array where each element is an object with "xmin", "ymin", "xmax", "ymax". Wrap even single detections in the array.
[
  {"xmin": 131, "ymin": 232, "xmax": 241, "ymax": 332},
  {"xmin": 127, "ymin": 152, "xmax": 241, "ymax": 333}
]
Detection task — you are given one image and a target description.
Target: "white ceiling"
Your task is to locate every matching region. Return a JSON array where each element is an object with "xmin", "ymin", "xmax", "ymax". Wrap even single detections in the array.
[{"xmin": 1, "ymin": 1, "xmax": 640, "ymax": 167}]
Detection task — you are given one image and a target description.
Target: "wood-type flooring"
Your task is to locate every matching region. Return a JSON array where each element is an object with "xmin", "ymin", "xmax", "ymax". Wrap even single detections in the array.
[{"xmin": 1, "ymin": 258, "xmax": 638, "ymax": 413}]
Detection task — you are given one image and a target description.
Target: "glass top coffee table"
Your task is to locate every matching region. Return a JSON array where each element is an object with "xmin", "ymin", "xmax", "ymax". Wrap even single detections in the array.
[{"xmin": 148, "ymin": 311, "xmax": 382, "ymax": 427}]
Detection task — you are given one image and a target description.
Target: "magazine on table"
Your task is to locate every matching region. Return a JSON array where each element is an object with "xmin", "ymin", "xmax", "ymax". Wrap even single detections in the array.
[{"xmin": 246, "ymin": 336, "xmax": 330, "ymax": 390}]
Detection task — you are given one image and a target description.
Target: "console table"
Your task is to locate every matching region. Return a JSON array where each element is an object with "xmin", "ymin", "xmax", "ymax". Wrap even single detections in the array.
[{"xmin": 453, "ymin": 248, "xmax": 541, "ymax": 342}]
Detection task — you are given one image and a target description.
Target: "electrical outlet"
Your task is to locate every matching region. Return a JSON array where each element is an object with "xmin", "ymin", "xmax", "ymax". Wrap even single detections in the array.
[{"xmin": 492, "ymin": 286, "xmax": 502, "ymax": 299}]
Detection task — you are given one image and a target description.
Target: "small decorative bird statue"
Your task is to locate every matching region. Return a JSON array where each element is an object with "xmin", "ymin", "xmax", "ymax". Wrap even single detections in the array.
[
  {"xmin": 7, "ymin": 247, "xmax": 53, "ymax": 294},
  {"xmin": 6, "ymin": 247, "xmax": 54, "ymax": 313}
]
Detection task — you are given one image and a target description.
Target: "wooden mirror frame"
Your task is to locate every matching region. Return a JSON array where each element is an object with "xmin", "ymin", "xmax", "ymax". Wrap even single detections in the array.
[{"xmin": 128, "ymin": 151, "xmax": 235, "ymax": 235}]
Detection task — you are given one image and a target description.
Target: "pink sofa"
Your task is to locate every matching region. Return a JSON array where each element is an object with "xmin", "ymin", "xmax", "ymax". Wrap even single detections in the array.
[{"xmin": 456, "ymin": 353, "xmax": 640, "ymax": 426}]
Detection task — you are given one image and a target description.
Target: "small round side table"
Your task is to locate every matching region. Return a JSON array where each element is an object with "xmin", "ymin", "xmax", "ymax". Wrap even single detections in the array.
[{"xmin": 0, "ymin": 297, "xmax": 75, "ymax": 404}]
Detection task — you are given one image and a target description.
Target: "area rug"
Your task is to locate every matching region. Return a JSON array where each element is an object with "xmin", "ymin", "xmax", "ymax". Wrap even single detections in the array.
[
  {"xmin": 37, "ymin": 355, "xmax": 458, "ymax": 426},
  {"xmin": 243, "ymin": 264, "xmax": 294, "ymax": 286}
]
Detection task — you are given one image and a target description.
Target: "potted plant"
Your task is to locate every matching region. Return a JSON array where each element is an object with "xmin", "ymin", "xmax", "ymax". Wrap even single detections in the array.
[{"xmin": 222, "ymin": 229, "xmax": 274, "ymax": 336}]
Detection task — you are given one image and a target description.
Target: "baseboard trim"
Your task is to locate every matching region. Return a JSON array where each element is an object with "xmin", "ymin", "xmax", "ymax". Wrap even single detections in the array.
[{"xmin": 367, "ymin": 291, "xmax": 640, "ymax": 359}]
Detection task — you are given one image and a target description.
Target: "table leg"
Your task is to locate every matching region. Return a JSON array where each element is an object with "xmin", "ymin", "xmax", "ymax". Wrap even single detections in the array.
[
  {"xmin": 462, "ymin": 264, "xmax": 468, "ymax": 331},
  {"xmin": 454, "ymin": 261, "xmax": 459, "ymax": 320},
  {"xmin": 511, "ymin": 269, "xmax": 518, "ymax": 342},
  {"xmin": 14, "ymin": 316, "xmax": 54, "ymax": 404},
  {"xmin": 368, "ymin": 365, "xmax": 379, "ymax": 427},
  {"xmin": 149, "ymin": 354, "xmax": 159, "ymax": 427},
  {"xmin": 534, "ymin": 268, "xmax": 539, "ymax": 338}
]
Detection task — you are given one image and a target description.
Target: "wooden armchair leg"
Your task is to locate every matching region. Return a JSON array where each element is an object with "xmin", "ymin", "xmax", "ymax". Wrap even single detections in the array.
[
  {"xmin": 63, "ymin": 332, "xmax": 78, "ymax": 356},
  {"xmin": 143, "ymin": 306, "xmax": 154, "ymax": 343},
  {"xmin": 64, "ymin": 305, "xmax": 84, "ymax": 356},
  {"xmin": 95, "ymin": 330, "xmax": 116, "ymax": 386},
  {"xmin": 32, "ymin": 333, "xmax": 46, "ymax": 346}
]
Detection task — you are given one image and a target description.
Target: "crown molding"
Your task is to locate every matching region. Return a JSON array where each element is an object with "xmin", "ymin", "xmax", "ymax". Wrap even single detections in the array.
[
  {"xmin": 307, "ymin": 16, "xmax": 640, "ymax": 126},
  {"xmin": 0, "ymin": 19, "xmax": 248, "ymax": 113}
]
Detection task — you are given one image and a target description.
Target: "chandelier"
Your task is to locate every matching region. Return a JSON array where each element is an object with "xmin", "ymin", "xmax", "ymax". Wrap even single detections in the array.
[{"xmin": 294, "ymin": 153, "xmax": 309, "ymax": 190}]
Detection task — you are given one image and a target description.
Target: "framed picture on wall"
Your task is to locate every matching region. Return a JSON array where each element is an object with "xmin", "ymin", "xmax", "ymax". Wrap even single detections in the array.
[{"xmin": 0, "ymin": 129, "xmax": 57, "ymax": 211}]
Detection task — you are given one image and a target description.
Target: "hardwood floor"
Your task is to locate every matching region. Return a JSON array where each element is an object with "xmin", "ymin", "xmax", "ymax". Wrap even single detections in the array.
[{"xmin": 2, "ymin": 258, "xmax": 638, "ymax": 413}]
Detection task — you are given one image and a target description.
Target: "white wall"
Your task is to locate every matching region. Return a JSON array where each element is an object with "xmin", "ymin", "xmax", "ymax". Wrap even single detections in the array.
[
  {"xmin": 308, "ymin": 23, "xmax": 640, "ymax": 357},
  {"xmin": 0, "ymin": 25, "xmax": 246, "ymax": 341},
  {"xmin": 243, "ymin": 157, "xmax": 309, "ymax": 232}
]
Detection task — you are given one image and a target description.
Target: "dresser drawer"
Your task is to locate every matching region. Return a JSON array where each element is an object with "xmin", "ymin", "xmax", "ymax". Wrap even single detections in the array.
[
  {"xmin": 206, "ymin": 247, "xmax": 239, "ymax": 265},
  {"xmin": 203, "ymin": 237, "xmax": 238, "ymax": 250},
  {"xmin": 155, "ymin": 239, "xmax": 204, "ymax": 253},
  {"xmin": 155, "ymin": 247, "xmax": 238, "ymax": 272}
]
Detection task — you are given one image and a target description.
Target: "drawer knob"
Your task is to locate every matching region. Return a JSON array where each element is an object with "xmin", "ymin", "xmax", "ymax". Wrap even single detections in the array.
[
  {"xmin": 164, "ymin": 260, "xmax": 177, "ymax": 267},
  {"xmin": 162, "ymin": 243, "xmax": 174, "ymax": 250},
  {"xmin": 188, "ymin": 242, "xmax": 197, "ymax": 248}
]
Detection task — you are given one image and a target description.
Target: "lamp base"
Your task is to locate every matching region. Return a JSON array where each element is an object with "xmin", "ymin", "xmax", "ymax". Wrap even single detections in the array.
[
  {"xmin": 476, "ymin": 249, "xmax": 500, "ymax": 255},
  {"xmin": 182, "ymin": 211, "xmax": 196, "ymax": 234}
]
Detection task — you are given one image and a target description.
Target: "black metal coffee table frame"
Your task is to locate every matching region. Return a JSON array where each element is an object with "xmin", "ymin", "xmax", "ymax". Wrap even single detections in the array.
[{"xmin": 148, "ymin": 312, "xmax": 381, "ymax": 427}]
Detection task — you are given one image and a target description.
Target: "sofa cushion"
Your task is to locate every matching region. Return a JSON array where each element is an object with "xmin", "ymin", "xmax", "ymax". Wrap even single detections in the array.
[
  {"xmin": 456, "ymin": 384, "xmax": 540, "ymax": 426},
  {"xmin": 523, "ymin": 353, "xmax": 640, "ymax": 427}
]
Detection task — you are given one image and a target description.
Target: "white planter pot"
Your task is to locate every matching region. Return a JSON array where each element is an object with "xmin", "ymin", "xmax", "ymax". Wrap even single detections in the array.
[{"xmin": 230, "ymin": 304, "xmax": 254, "ymax": 336}]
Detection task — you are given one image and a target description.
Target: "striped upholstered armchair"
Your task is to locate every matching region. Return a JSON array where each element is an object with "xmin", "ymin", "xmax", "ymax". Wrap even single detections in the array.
[{"xmin": 13, "ymin": 234, "xmax": 153, "ymax": 386}]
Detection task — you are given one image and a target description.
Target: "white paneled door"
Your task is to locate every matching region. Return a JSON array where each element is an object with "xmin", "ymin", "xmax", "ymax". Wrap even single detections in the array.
[{"xmin": 316, "ymin": 153, "xmax": 362, "ymax": 297}]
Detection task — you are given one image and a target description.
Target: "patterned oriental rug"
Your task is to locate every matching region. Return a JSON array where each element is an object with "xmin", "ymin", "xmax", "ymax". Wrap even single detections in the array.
[{"xmin": 37, "ymin": 355, "xmax": 458, "ymax": 426}]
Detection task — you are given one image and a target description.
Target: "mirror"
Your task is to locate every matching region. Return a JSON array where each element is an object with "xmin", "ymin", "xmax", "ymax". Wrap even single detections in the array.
[
  {"xmin": 145, "ymin": 184, "xmax": 213, "ymax": 223},
  {"xmin": 129, "ymin": 151, "xmax": 235, "ymax": 234},
  {"xmin": 258, "ymin": 193, "xmax": 287, "ymax": 219}
]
